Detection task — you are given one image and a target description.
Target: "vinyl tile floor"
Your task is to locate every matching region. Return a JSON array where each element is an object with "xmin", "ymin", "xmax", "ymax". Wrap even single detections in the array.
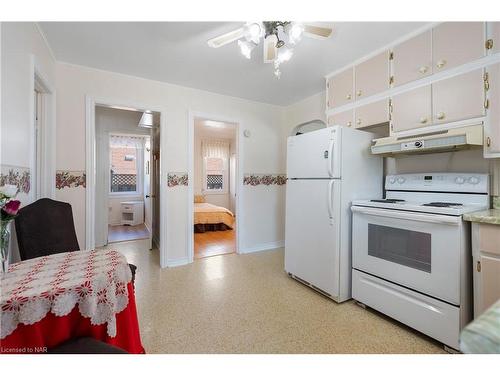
[{"xmin": 98, "ymin": 240, "xmax": 445, "ymax": 354}]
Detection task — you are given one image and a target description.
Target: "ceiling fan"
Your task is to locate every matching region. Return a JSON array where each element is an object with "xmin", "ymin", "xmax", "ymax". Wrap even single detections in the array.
[{"xmin": 207, "ymin": 22, "xmax": 333, "ymax": 78}]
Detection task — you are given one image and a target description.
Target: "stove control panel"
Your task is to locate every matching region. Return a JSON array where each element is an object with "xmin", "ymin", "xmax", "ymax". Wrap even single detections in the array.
[{"xmin": 385, "ymin": 173, "xmax": 489, "ymax": 193}]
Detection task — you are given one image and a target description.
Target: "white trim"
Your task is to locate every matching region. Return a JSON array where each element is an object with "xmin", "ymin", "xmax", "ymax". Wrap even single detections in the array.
[
  {"xmin": 35, "ymin": 23, "xmax": 57, "ymax": 63},
  {"xmin": 325, "ymin": 22, "xmax": 438, "ymax": 79},
  {"xmin": 188, "ymin": 111, "xmax": 243, "ymax": 264},
  {"xmin": 166, "ymin": 257, "xmax": 190, "ymax": 268},
  {"xmin": 85, "ymin": 95, "xmax": 168, "ymax": 268},
  {"xmin": 29, "ymin": 55, "xmax": 56, "ymax": 201},
  {"xmin": 240, "ymin": 240, "xmax": 285, "ymax": 254}
]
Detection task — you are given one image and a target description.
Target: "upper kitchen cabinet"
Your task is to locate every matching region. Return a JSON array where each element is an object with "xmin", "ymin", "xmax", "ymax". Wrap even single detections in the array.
[
  {"xmin": 392, "ymin": 30, "xmax": 432, "ymax": 86},
  {"xmin": 433, "ymin": 22, "xmax": 485, "ymax": 72},
  {"xmin": 327, "ymin": 68, "xmax": 354, "ymax": 109},
  {"xmin": 391, "ymin": 85, "xmax": 432, "ymax": 133},
  {"xmin": 432, "ymin": 69, "xmax": 485, "ymax": 125},
  {"xmin": 490, "ymin": 22, "xmax": 500, "ymax": 54},
  {"xmin": 328, "ymin": 109, "xmax": 354, "ymax": 128},
  {"xmin": 355, "ymin": 100, "xmax": 390, "ymax": 129},
  {"xmin": 485, "ymin": 63, "xmax": 500, "ymax": 157},
  {"xmin": 354, "ymin": 51, "xmax": 390, "ymax": 99}
]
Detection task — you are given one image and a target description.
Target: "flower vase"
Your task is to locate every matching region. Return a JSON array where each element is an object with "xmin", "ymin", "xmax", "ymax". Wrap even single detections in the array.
[{"xmin": 1, "ymin": 221, "xmax": 11, "ymax": 274}]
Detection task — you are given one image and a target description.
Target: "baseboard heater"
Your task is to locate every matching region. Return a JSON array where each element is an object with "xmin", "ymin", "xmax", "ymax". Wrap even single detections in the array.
[{"xmin": 371, "ymin": 125, "xmax": 483, "ymax": 156}]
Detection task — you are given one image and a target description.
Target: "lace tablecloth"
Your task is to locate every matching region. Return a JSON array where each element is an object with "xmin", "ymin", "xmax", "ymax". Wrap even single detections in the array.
[{"xmin": 1, "ymin": 249, "xmax": 132, "ymax": 340}]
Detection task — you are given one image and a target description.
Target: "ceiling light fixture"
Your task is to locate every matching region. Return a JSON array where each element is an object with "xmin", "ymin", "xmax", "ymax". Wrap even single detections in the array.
[{"xmin": 208, "ymin": 22, "xmax": 333, "ymax": 79}]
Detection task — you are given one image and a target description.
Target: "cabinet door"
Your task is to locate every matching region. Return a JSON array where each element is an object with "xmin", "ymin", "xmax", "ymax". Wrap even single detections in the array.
[
  {"xmin": 432, "ymin": 70, "xmax": 485, "ymax": 125},
  {"xmin": 391, "ymin": 86, "xmax": 432, "ymax": 132},
  {"xmin": 477, "ymin": 255, "xmax": 500, "ymax": 316},
  {"xmin": 327, "ymin": 68, "xmax": 354, "ymax": 108},
  {"xmin": 485, "ymin": 64, "xmax": 500, "ymax": 155},
  {"xmin": 433, "ymin": 22, "xmax": 485, "ymax": 72},
  {"xmin": 355, "ymin": 51, "xmax": 390, "ymax": 99},
  {"xmin": 392, "ymin": 30, "xmax": 432, "ymax": 86},
  {"xmin": 328, "ymin": 109, "xmax": 354, "ymax": 128},
  {"xmin": 354, "ymin": 99, "xmax": 389, "ymax": 129},
  {"xmin": 490, "ymin": 22, "xmax": 500, "ymax": 54}
]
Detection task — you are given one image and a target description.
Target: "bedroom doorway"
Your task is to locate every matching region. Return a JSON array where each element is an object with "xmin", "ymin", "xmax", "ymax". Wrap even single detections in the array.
[{"xmin": 190, "ymin": 115, "xmax": 240, "ymax": 260}]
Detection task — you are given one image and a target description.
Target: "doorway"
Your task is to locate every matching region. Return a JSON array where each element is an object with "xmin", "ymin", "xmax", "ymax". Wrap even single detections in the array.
[
  {"xmin": 91, "ymin": 105, "xmax": 161, "ymax": 255},
  {"xmin": 189, "ymin": 114, "xmax": 241, "ymax": 260}
]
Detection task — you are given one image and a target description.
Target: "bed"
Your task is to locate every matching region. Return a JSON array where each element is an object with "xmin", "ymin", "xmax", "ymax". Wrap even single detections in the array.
[{"xmin": 194, "ymin": 197, "xmax": 235, "ymax": 233}]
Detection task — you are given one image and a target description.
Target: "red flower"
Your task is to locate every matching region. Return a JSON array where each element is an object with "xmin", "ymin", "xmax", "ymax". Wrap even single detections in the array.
[{"xmin": 3, "ymin": 199, "xmax": 21, "ymax": 216}]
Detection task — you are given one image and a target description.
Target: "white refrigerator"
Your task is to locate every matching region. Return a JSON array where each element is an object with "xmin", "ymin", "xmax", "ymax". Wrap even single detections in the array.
[{"xmin": 285, "ymin": 126, "xmax": 382, "ymax": 302}]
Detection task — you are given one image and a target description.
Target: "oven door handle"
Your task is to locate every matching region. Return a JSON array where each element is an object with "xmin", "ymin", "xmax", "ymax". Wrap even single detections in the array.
[{"xmin": 351, "ymin": 206, "xmax": 461, "ymax": 225}]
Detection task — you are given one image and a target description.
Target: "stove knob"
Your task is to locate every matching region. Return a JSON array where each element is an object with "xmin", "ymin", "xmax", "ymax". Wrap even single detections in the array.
[
  {"xmin": 389, "ymin": 177, "xmax": 396, "ymax": 184},
  {"xmin": 397, "ymin": 177, "xmax": 406, "ymax": 184},
  {"xmin": 468, "ymin": 176, "xmax": 480, "ymax": 185},
  {"xmin": 455, "ymin": 177, "xmax": 465, "ymax": 184}
]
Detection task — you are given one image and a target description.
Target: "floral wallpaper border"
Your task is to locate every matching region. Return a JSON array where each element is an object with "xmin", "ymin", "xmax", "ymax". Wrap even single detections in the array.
[
  {"xmin": 56, "ymin": 170, "xmax": 86, "ymax": 189},
  {"xmin": 0, "ymin": 165, "xmax": 31, "ymax": 194},
  {"xmin": 243, "ymin": 174, "xmax": 287, "ymax": 186},
  {"xmin": 168, "ymin": 172, "xmax": 188, "ymax": 187}
]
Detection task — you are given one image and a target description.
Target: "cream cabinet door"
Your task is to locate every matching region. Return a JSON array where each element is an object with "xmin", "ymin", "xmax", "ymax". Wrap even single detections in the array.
[
  {"xmin": 432, "ymin": 70, "xmax": 485, "ymax": 125},
  {"xmin": 392, "ymin": 30, "xmax": 432, "ymax": 86},
  {"xmin": 485, "ymin": 64, "xmax": 500, "ymax": 155},
  {"xmin": 354, "ymin": 99, "xmax": 389, "ymax": 129},
  {"xmin": 327, "ymin": 68, "xmax": 354, "ymax": 109},
  {"xmin": 355, "ymin": 51, "xmax": 390, "ymax": 99},
  {"xmin": 476, "ymin": 254, "xmax": 500, "ymax": 316},
  {"xmin": 490, "ymin": 22, "xmax": 500, "ymax": 54},
  {"xmin": 433, "ymin": 22, "xmax": 485, "ymax": 72},
  {"xmin": 328, "ymin": 110, "xmax": 354, "ymax": 128},
  {"xmin": 391, "ymin": 86, "xmax": 432, "ymax": 132}
]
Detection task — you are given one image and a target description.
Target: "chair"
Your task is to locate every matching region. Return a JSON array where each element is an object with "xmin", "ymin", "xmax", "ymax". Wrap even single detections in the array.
[
  {"xmin": 48, "ymin": 337, "xmax": 128, "ymax": 354},
  {"xmin": 15, "ymin": 198, "xmax": 136, "ymax": 284}
]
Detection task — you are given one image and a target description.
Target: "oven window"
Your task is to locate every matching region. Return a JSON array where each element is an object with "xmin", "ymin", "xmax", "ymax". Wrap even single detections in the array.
[{"xmin": 368, "ymin": 224, "xmax": 431, "ymax": 273}]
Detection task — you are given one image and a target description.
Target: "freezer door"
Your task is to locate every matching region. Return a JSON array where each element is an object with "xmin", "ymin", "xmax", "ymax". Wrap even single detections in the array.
[
  {"xmin": 287, "ymin": 127, "xmax": 341, "ymax": 179},
  {"xmin": 285, "ymin": 179, "xmax": 340, "ymax": 297}
]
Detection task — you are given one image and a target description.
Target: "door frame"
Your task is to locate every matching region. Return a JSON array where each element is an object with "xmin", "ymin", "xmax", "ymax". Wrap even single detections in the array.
[
  {"xmin": 187, "ymin": 111, "xmax": 244, "ymax": 263},
  {"xmin": 85, "ymin": 95, "xmax": 168, "ymax": 268},
  {"xmin": 30, "ymin": 56, "xmax": 56, "ymax": 201}
]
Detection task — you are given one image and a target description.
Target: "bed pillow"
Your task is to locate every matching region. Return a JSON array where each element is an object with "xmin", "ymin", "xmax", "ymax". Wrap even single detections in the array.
[{"xmin": 194, "ymin": 194, "xmax": 206, "ymax": 203}]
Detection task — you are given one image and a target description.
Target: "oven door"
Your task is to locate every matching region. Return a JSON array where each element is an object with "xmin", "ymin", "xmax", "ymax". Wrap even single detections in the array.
[{"xmin": 351, "ymin": 206, "xmax": 463, "ymax": 305}]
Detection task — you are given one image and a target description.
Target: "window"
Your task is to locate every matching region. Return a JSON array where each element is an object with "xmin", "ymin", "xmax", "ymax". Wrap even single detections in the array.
[
  {"xmin": 204, "ymin": 157, "xmax": 227, "ymax": 192},
  {"xmin": 109, "ymin": 135, "xmax": 143, "ymax": 194}
]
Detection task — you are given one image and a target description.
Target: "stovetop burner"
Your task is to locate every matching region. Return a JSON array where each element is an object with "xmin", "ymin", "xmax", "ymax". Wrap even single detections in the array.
[
  {"xmin": 422, "ymin": 202, "xmax": 464, "ymax": 208},
  {"xmin": 370, "ymin": 199, "xmax": 406, "ymax": 203}
]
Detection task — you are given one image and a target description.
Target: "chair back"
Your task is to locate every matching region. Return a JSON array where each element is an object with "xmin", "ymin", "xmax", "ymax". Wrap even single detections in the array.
[{"xmin": 15, "ymin": 198, "xmax": 80, "ymax": 260}]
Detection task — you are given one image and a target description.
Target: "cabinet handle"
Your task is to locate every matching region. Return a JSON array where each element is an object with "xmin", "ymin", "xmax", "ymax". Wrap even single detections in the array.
[
  {"xmin": 436, "ymin": 112, "xmax": 446, "ymax": 120},
  {"xmin": 436, "ymin": 59, "xmax": 447, "ymax": 69},
  {"xmin": 356, "ymin": 90, "xmax": 362, "ymax": 97},
  {"xmin": 356, "ymin": 119, "xmax": 362, "ymax": 126},
  {"xmin": 418, "ymin": 66, "xmax": 429, "ymax": 74},
  {"xmin": 486, "ymin": 137, "xmax": 491, "ymax": 147},
  {"xmin": 419, "ymin": 117, "xmax": 428, "ymax": 124},
  {"xmin": 346, "ymin": 94, "xmax": 352, "ymax": 100},
  {"xmin": 477, "ymin": 261, "xmax": 481, "ymax": 272},
  {"xmin": 347, "ymin": 121, "xmax": 352, "ymax": 127}
]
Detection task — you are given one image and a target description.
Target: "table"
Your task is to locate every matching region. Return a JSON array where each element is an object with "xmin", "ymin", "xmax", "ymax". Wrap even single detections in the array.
[{"xmin": 0, "ymin": 249, "xmax": 144, "ymax": 354}]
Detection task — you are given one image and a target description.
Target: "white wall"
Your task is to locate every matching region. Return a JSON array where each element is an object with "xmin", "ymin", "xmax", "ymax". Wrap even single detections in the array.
[
  {"xmin": 284, "ymin": 91, "xmax": 327, "ymax": 134},
  {"xmin": 55, "ymin": 62, "xmax": 286, "ymax": 263},
  {"xmin": 1, "ymin": 23, "xmax": 56, "ymax": 263}
]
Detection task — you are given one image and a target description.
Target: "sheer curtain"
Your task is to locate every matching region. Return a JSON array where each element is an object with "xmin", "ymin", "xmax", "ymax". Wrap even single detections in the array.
[
  {"xmin": 109, "ymin": 134, "xmax": 144, "ymax": 149},
  {"xmin": 202, "ymin": 140, "xmax": 230, "ymax": 159}
]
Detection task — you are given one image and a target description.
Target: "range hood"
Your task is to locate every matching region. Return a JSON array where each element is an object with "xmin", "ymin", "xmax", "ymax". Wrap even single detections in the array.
[{"xmin": 371, "ymin": 125, "xmax": 483, "ymax": 156}]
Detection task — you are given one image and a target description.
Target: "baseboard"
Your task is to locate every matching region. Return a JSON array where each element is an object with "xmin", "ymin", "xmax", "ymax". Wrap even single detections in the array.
[
  {"xmin": 240, "ymin": 240, "xmax": 284, "ymax": 254},
  {"xmin": 166, "ymin": 257, "xmax": 190, "ymax": 267}
]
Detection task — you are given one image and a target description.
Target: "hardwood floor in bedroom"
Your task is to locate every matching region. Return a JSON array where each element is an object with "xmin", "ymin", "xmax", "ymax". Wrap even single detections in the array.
[{"xmin": 194, "ymin": 229, "xmax": 236, "ymax": 259}]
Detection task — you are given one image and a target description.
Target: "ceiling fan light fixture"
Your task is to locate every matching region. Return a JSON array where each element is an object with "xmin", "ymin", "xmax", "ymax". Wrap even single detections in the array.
[
  {"xmin": 277, "ymin": 46, "xmax": 294, "ymax": 63},
  {"xmin": 288, "ymin": 22, "xmax": 304, "ymax": 45},
  {"xmin": 238, "ymin": 40, "xmax": 256, "ymax": 59},
  {"xmin": 244, "ymin": 23, "xmax": 262, "ymax": 44}
]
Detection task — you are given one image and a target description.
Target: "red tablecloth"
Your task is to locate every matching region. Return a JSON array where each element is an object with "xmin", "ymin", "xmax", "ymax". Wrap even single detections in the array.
[{"xmin": 0, "ymin": 250, "xmax": 144, "ymax": 354}]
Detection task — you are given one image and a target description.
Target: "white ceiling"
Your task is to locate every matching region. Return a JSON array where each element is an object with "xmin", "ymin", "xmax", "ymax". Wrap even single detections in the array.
[{"xmin": 39, "ymin": 22, "xmax": 428, "ymax": 106}]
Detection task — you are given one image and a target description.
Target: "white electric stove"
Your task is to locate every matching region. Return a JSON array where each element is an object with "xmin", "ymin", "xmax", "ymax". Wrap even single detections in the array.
[{"xmin": 351, "ymin": 173, "xmax": 489, "ymax": 352}]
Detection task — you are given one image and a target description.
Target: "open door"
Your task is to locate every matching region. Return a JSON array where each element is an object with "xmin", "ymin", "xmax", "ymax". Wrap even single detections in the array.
[{"xmin": 143, "ymin": 136, "xmax": 153, "ymax": 250}]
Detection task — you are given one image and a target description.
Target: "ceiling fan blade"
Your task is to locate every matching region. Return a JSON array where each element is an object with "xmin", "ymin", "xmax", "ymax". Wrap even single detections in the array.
[
  {"xmin": 263, "ymin": 34, "xmax": 278, "ymax": 63},
  {"xmin": 303, "ymin": 24, "xmax": 333, "ymax": 39},
  {"xmin": 207, "ymin": 27, "xmax": 245, "ymax": 48}
]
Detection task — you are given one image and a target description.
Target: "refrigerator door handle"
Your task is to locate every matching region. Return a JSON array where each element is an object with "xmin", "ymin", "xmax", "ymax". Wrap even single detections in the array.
[
  {"xmin": 327, "ymin": 140, "xmax": 335, "ymax": 177},
  {"xmin": 327, "ymin": 180, "xmax": 334, "ymax": 222}
]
